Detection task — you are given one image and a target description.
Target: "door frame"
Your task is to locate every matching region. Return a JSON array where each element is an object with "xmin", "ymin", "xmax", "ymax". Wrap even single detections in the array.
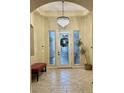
[
  {"xmin": 56, "ymin": 30, "xmax": 72, "ymax": 68},
  {"xmin": 48, "ymin": 29, "xmax": 84, "ymax": 68}
]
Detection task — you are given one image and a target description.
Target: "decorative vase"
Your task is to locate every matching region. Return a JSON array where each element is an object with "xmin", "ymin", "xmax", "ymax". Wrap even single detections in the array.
[{"xmin": 84, "ymin": 64, "xmax": 92, "ymax": 70}]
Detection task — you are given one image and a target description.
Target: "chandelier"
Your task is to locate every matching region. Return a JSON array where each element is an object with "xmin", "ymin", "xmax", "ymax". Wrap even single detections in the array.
[{"xmin": 57, "ymin": 0, "xmax": 70, "ymax": 27}]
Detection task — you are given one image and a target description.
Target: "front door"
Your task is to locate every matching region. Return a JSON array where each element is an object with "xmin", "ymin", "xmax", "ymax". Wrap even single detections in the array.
[
  {"xmin": 49, "ymin": 30, "xmax": 81, "ymax": 68},
  {"xmin": 56, "ymin": 31, "xmax": 71, "ymax": 68}
]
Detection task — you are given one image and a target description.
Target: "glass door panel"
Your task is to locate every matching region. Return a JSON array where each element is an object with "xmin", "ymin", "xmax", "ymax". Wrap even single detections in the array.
[
  {"xmin": 59, "ymin": 32, "xmax": 69, "ymax": 65},
  {"xmin": 49, "ymin": 30, "xmax": 81, "ymax": 67},
  {"xmin": 49, "ymin": 31, "xmax": 55, "ymax": 65},
  {"xmin": 74, "ymin": 31, "xmax": 80, "ymax": 64}
]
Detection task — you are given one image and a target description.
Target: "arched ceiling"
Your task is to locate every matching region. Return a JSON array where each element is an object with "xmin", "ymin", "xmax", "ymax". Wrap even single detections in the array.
[
  {"xmin": 38, "ymin": 1, "xmax": 88, "ymax": 12},
  {"xmin": 34, "ymin": 1, "xmax": 89, "ymax": 16},
  {"xmin": 30, "ymin": 0, "xmax": 93, "ymax": 12}
]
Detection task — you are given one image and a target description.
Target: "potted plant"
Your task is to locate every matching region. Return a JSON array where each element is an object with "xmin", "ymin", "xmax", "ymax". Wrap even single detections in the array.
[{"xmin": 78, "ymin": 39, "xmax": 92, "ymax": 70}]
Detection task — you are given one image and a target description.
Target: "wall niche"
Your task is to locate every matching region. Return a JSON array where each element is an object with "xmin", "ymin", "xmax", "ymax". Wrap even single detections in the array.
[{"xmin": 30, "ymin": 24, "xmax": 34, "ymax": 56}]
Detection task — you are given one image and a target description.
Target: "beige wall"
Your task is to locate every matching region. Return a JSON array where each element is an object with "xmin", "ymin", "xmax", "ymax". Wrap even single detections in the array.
[
  {"xmin": 30, "ymin": 11, "xmax": 93, "ymax": 65},
  {"xmin": 47, "ymin": 16, "xmax": 83, "ymax": 30},
  {"xmin": 46, "ymin": 16, "xmax": 87, "ymax": 66},
  {"xmin": 30, "ymin": 12, "xmax": 46, "ymax": 64},
  {"xmin": 81, "ymin": 12, "xmax": 93, "ymax": 64},
  {"xmin": 30, "ymin": 24, "xmax": 34, "ymax": 56}
]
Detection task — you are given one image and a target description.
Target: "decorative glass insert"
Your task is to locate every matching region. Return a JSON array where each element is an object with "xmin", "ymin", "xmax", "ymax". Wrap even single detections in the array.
[
  {"xmin": 49, "ymin": 31, "xmax": 55, "ymax": 65},
  {"xmin": 60, "ymin": 32, "xmax": 69, "ymax": 65},
  {"xmin": 74, "ymin": 31, "xmax": 80, "ymax": 64}
]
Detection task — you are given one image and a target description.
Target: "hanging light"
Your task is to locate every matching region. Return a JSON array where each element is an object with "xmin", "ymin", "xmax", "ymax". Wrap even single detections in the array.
[{"xmin": 57, "ymin": 0, "xmax": 70, "ymax": 27}]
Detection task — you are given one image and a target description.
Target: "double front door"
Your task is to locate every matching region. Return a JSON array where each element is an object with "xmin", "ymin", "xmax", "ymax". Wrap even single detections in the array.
[{"xmin": 49, "ymin": 30, "xmax": 80, "ymax": 68}]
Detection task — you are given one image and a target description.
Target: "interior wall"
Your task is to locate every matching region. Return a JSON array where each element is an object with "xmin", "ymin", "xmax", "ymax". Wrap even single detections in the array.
[
  {"xmin": 30, "ymin": 11, "xmax": 92, "ymax": 65},
  {"xmin": 30, "ymin": 12, "xmax": 46, "ymax": 64},
  {"xmin": 81, "ymin": 12, "xmax": 93, "ymax": 64},
  {"xmin": 47, "ymin": 16, "xmax": 82, "ymax": 30},
  {"xmin": 30, "ymin": 24, "xmax": 34, "ymax": 56},
  {"xmin": 46, "ymin": 16, "xmax": 87, "ymax": 66}
]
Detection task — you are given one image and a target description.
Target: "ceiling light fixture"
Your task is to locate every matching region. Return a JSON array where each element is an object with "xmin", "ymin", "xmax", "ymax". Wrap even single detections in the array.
[{"xmin": 57, "ymin": 0, "xmax": 70, "ymax": 27}]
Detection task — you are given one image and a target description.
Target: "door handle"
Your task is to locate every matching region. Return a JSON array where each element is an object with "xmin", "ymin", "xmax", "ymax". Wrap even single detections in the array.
[{"xmin": 58, "ymin": 52, "xmax": 60, "ymax": 55}]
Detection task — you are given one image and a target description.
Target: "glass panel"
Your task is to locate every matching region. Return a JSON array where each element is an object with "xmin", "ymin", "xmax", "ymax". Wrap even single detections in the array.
[
  {"xmin": 60, "ymin": 33, "xmax": 69, "ymax": 65},
  {"xmin": 49, "ymin": 31, "xmax": 55, "ymax": 65},
  {"xmin": 74, "ymin": 31, "xmax": 80, "ymax": 64}
]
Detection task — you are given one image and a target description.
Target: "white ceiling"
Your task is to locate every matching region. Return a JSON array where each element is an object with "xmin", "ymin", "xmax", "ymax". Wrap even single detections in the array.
[{"xmin": 38, "ymin": 1, "xmax": 88, "ymax": 12}]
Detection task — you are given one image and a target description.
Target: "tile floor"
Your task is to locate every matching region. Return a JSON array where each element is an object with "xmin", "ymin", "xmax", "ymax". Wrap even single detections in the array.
[{"xmin": 31, "ymin": 68, "xmax": 93, "ymax": 93}]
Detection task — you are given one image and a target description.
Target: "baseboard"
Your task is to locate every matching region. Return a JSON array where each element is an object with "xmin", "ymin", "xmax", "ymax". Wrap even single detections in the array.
[
  {"xmin": 72, "ymin": 66, "xmax": 84, "ymax": 69},
  {"xmin": 47, "ymin": 67, "xmax": 57, "ymax": 69},
  {"xmin": 47, "ymin": 66, "xmax": 84, "ymax": 69}
]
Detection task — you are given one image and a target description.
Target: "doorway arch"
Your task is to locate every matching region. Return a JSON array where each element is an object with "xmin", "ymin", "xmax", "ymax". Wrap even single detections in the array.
[{"xmin": 30, "ymin": 0, "xmax": 93, "ymax": 12}]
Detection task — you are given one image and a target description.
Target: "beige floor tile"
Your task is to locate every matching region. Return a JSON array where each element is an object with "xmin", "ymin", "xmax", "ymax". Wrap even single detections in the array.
[
  {"xmin": 51, "ymin": 89, "xmax": 66, "ymax": 93},
  {"xmin": 31, "ymin": 68, "xmax": 93, "ymax": 93},
  {"xmin": 32, "ymin": 88, "xmax": 51, "ymax": 93},
  {"xmin": 67, "ymin": 89, "xmax": 84, "ymax": 93}
]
